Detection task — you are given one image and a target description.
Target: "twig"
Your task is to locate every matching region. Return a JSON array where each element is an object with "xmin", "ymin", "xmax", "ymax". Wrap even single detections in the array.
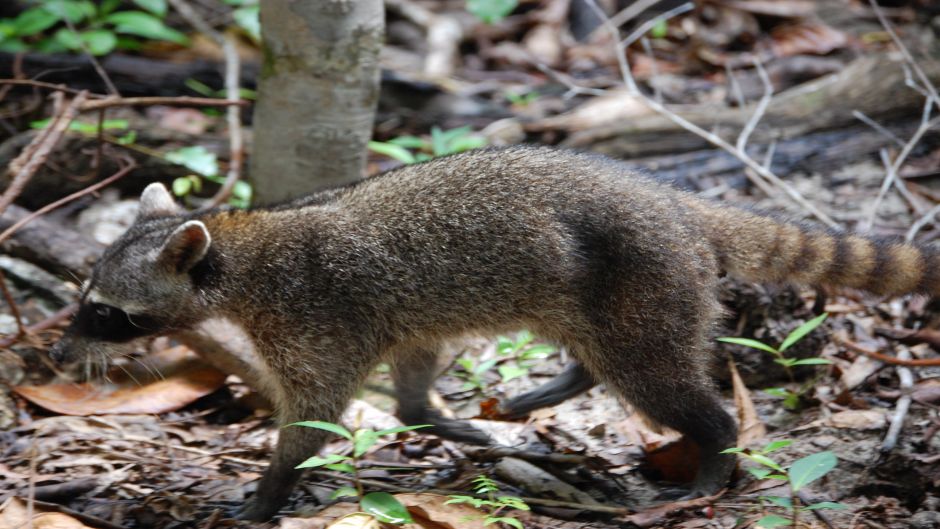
[
  {"xmin": 0, "ymin": 79, "xmax": 95, "ymax": 97},
  {"xmin": 869, "ymin": 0, "xmax": 940, "ymax": 109},
  {"xmin": 0, "ymin": 90, "xmax": 88, "ymax": 218},
  {"xmin": 839, "ymin": 338, "xmax": 940, "ymax": 366},
  {"xmin": 165, "ymin": 0, "xmax": 244, "ymax": 209},
  {"xmin": 80, "ymin": 95, "xmax": 248, "ymax": 111},
  {"xmin": 862, "ymin": 148, "xmax": 898, "ymax": 232},
  {"xmin": 464, "ymin": 446, "xmax": 588, "ymax": 465},
  {"xmin": 852, "ymin": 110, "xmax": 905, "ymax": 148},
  {"xmin": 63, "ymin": 15, "xmax": 119, "ymax": 96},
  {"xmin": 881, "ymin": 348, "xmax": 914, "ymax": 452},
  {"xmin": 583, "ymin": 0, "xmax": 838, "ymax": 228},
  {"xmin": 0, "ymin": 304, "xmax": 75, "ymax": 349},
  {"xmin": 0, "ymin": 159, "xmax": 136, "ymax": 247},
  {"xmin": 607, "ymin": 0, "xmax": 664, "ymax": 33},
  {"xmin": 620, "ymin": 2, "xmax": 693, "ymax": 48},
  {"xmin": 736, "ymin": 58, "xmax": 773, "ymax": 154},
  {"xmin": 0, "ymin": 269, "xmax": 25, "ymax": 339}
]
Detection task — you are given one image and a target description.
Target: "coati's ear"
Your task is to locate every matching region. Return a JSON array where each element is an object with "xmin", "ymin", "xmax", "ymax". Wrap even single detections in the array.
[
  {"xmin": 139, "ymin": 183, "xmax": 181, "ymax": 218},
  {"xmin": 158, "ymin": 220, "xmax": 211, "ymax": 273}
]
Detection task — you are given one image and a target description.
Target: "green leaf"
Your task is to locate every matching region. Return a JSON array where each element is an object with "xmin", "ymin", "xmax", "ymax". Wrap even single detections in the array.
[
  {"xmin": 803, "ymin": 501, "xmax": 848, "ymax": 510},
  {"xmin": 353, "ymin": 429, "xmax": 379, "ymax": 458},
  {"xmin": 106, "ymin": 11, "xmax": 189, "ymax": 44},
  {"xmin": 755, "ymin": 515, "xmax": 791, "ymax": 528},
  {"xmin": 650, "ymin": 18, "xmax": 668, "ymax": 38},
  {"xmin": 520, "ymin": 343, "xmax": 556, "ymax": 360},
  {"xmin": 13, "ymin": 8, "xmax": 61, "ymax": 37},
  {"xmin": 780, "ymin": 313, "xmax": 828, "ymax": 352},
  {"xmin": 789, "ymin": 358, "xmax": 832, "ymax": 366},
  {"xmin": 496, "ymin": 496, "xmax": 530, "ymax": 511},
  {"xmin": 448, "ymin": 134, "xmax": 487, "ymax": 153},
  {"xmin": 717, "ymin": 337, "xmax": 778, "ymax": 354},
  {"xmin": 232, "ymin": 5, "xmax": 260, "ymax": 41},
  {"xmin": 476, "ymin": 358, "xmax": 498, "ymax": 375},
  {"xmin": 761, "ymin": 440, "xmax": 793, "ymax": 454},
  {"xmin": 721, "ymin": 447, "xmax": 745, "ymax": 454},
  {"xmin": 498, "ymin": 364, "xmax": 528, "ymax": 382},
  {"xmin": 288, "ymin": 420, "xmax": 353, "ymax": 440},
  {"xmin": 387, "ymin": 135, "xmax": 427, "ymax": 149},
  {"xmin": 368, "ymin": 141, "xmax": 416, "ymax": 165},
  {"xmin": 746, "ymin": 467, "xmax": 773, "ymax": 480},
  {"xmin": 132, "ymin": 0, "xmax": 168, "ymax": 17},
  {"xmin": 0, "ymin": 38, "xmax": 29, "ymax": 53},
  {"xmin": 99, "ymin": 0, "xmax": 122, "ymax": 16},
  {"xmin": 172, "ymin": 176, "xmax": 193, "ymax": 196},
  {"xmin": 53, "ymin": 28, "xmax": 82, "ymax": 50},
  {"xmin": 774, "ymin": 358, "xmax": 798, "ymax": 368},
  {"xmin": 165, "ymin": 145, "xmax": 218, "ymax": 176},
  {"xmin": 331, "ymin": 486, "xmax": 360, "ymax": 499},
  {"xmin": 762, "ymin": 495, "xmax": 792, "ymax": 508},
  {"xmin": 496, "ymin": 336, "xmax": 515, "ymax": 355},
  {"xmin": 486, "ymin": 516, "xmax": 523, "ymax": 529},
  {"xmin": 80, "ymin": 29, "xmax": 118, "ymax": 55},
  {"xmin": 788, "ymin": 451, "xmax": 837, "ymax": 492},
  {"xmin": 745, "ymin": 453, "xmax": 785, "ymax": 472},
  {"xmin": 360, "ymin": 492, "xmax": 414, "ymax": 525},
  {"xmin": 430, "ymin": 126, "xmax": 448, "ymax": 157},
  {"xmin": 295, "ymin": 453, "xmax": 351, "ymax": 469},
  {"xmin": 763, "ymin": 387, "xmax": 790, "ymax": 397},
  {"xmin": 43, "ymin": 0, "xmax": 95, "ymax": 23},
  {"xmin": 466, "ymin": 0, "xmax": 518, "ymax": 24},
  {"xmin": 325, "ymin": 462, "xmax": 357, "ymax": 473},
  {"xmin": 783, "ymin": 393, "xmax": 801, "ymax": 410}
]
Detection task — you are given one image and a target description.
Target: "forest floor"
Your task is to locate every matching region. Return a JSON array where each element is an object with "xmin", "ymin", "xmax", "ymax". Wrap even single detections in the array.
[{"xmin": 1, "ymin": 1, "xmax": 940, "ymax": 528}]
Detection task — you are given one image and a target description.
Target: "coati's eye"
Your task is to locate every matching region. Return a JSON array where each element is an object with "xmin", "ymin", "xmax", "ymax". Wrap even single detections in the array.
[{"xmin": 73, "ymin": 302, "xmax": 166, "ymax": 343}]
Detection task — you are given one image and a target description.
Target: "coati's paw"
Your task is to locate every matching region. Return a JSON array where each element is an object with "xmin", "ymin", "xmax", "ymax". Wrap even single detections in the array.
[{"xmin": 400, "ymin": 408, "xmax": 492, "ymax": 445}]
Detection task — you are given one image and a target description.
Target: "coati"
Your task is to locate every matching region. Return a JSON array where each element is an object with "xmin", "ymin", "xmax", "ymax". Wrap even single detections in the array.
[{"xmin": 50, "ymin": 145, "xmax": 940, "ymax": 520}]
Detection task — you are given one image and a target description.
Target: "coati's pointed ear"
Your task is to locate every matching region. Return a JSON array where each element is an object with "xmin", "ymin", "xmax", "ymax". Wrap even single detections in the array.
[
  {"xmin": 139, "ymin": 183, "xmax": 181, "ymax": 218},
  {"xmin": 158, "ymin": 220, "xmax": 211, "ymax": 273}
]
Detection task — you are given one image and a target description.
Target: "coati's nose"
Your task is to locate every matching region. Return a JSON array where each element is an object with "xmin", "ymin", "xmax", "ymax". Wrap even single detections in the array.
[{"xmin": 48, "ymin": 340, "xmax": 67, "ymax": 363}]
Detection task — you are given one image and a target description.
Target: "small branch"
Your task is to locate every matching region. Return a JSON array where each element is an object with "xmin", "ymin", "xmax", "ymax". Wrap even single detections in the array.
[
  {"xmin": 852, "ymin": 110, "xmax": 905, "ymax": 148},
  {"xmin": 881, "ymin": 348, "xmax": 914, "ymax": 452},
  {"xmin": 63, "ymin": 15, "xmax": 119, "ymax": 96},
  {"xmin": 839, "ymin": 338, "xmax": 940, "ymax": 366},
  {"xmin": 0, "ymin": 159, "xmax": 136, "ymax": 247},
  {"xmin": 0, "ymin": 90, "xmax": 88, "ymax": 218},
  {"xmin": 464, "ymin": 446, "xmax": 588, "ymax": 465},
  {"xmin": 0, "ymin": 304, "xmax": 76, "ymax": 349},
  {"xmin": 80, "ymin": 95, "xmax": 248, "ymax": 111},
  {"xmin": 862, "ymin": 148, "xmax": 898, "ymax": 232},
  {"xmin": 165, "ymin": 0, "xmax": 244, "ymax": 209},
  {"xmin": 869, "ymin": 0, "xmax": 940, "ymax": 109},
  {"xmin": 620, "ymin": 2, "xmax": 693, "ymax": 48},
  {"xmin": 0, "ymin": 270, "xmax": 25, "ymax": 339},
  {"xmin": 736, "ymin": 58, "xmax": 773, "ymax": 154}
]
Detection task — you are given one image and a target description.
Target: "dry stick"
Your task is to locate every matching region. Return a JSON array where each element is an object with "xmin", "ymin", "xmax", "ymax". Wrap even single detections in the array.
[
  {"xmin": 0, "ymin": 160, "xmax": 136, "ymax": 247},
  {"xmin": 839, "ymin": 338, "xmax": 940, "ymax": 367},
  {"xmin": 81, "ymin": 95, "xmax": 248, "ymax": 111},
  {"xmin": 165, "ymin": 0, "xmax": 244, "ymax": 209},
  {"xmin": 0, "ymin": 270, "xmax": 25, "ymax": 338},
  {"xmin": 881, "ymin": 348, "xmax": 913, "ymax": 452},
  {"xmin": 862, "ymin": 148, "xmax": 899, "ymax": 232},
  {"xmin": 869, "ymin": 0, "xmax": 940, "ymax": 108},
  {"xmin": 583, "ymin": 0, "xmax": 838, "ymax": 228},
  {"xmin": 0, "ymin": 304, "xmax": 76, "ymax": 349},
  {"xmin": 0, "ymin": 90, "xmax": 87, "ymax": 218},
  {"xmin": 63, "ymin": 15, "xmax": 119, "ymax": 96}
]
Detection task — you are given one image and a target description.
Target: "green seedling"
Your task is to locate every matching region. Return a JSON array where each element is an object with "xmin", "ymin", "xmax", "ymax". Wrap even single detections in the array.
[
  {"xmin": 0, "ymin": 0, "xmax": 188, "ymax": 56},
  {"xmin": 369, "ymin": 126, "xmax": 488, "ymax": 165},
  {"xmin": 504, "ymin": 90, "xmax": 539, "ymax": 107},
  {"xmin": 446, "ymin": 475, "xmax": 530, "ymax": 528},
  {"xmin": 718, "ymin": 313, "xmax": 830, "ymax": 409},
  {"xmin": 466, "ymin": 0, "xmax": 518, "ymax": 24},
  {"xmin": 291, "ymin": 421, "xmax": 431, "ymax": 525},
  {"xmin": 723, "ymin": 441, "xmax": 847, "ymax": 528},
  {"xmin": 495, "ymin": 330, "xmax": 556, "ymax": 383},
  {"xmin": 166, "ymin": 145, "xmax": 252, "ymax": 209}
]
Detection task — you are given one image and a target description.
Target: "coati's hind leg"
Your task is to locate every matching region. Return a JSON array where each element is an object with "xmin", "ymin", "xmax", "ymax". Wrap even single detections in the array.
[
  {"xmin": 500, "ymin": 362, "xmax": 596, "ymax": 418},
  {"xmin": 578, "ymin": 331, "xmax": 737, "ymax": 497},
  {"xmin": 393, "ymin": 347, "xmax": 492, "ymax": 445}
]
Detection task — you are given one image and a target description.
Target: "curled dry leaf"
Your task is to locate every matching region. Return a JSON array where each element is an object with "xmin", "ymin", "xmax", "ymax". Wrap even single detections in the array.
[
  {"xmin": 14, "ymin": 346, "xmax": 225, "ymax": 415},
  {"xmin": 826, "ymin": 409, "xmax": 887, "ymax": 430},
  {"xmin": 770, "ymin": 21, "xmax": 848, "ymax": 58},
  {"xmin": 730, "ymin": 357, "xmax": 766, "ymax": 446}
]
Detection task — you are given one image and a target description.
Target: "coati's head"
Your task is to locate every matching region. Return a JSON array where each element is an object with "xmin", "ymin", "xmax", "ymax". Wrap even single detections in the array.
[{"xmin": 50, "ymin": 183, "xmax": 212, "ymax": 369}]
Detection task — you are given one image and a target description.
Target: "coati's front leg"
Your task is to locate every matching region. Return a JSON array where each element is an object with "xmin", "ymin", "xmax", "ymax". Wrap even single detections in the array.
[
  {"xmin": 393, "ymin": 347, "xmax": 492, "ymax": 445},
  {"xmin": 500, "ymin": 362, "xmax": 596, "ymax": 418}
]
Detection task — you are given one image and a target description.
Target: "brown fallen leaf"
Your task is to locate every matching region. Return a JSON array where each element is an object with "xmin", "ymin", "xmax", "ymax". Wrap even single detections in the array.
[
  {"xmin": 327, "ymin": 513, "xmax": 381, "ymax": 529},
  {"xmin": 826, "ymin": 409, "xmax": 887, "ymax": 430},
  {"xmin": 770, "ymin": 21, "xmax": 849, "ymax": 58},
  {"xmin": 623, "ymin": 492, "xmax": 723, "ymax": 528},
  {"xmin": 730, "ymin": 357, "xmax": 766, "ymax": 447},
  {"xmin": 14, "ymin": 346, "xmax": 226, "ymax": 415},
  {"xmin": 0, "ymin": 497, "xmax": 93, "ymax": 529},
  {"xmin": 642, "ymin": 436, "xmax": 699, "ymax": 484}
]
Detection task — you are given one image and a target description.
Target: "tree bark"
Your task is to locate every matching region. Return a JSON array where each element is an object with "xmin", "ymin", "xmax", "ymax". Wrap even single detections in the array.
[{"xmin": 250, "ymin": 0, "xmax": 384, "ymax": 204}]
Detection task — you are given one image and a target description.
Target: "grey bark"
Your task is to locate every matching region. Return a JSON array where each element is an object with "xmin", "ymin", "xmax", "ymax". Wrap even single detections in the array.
[{"xmin": 250, "ymin": 0, "xmax": 384, "ymax": 204}]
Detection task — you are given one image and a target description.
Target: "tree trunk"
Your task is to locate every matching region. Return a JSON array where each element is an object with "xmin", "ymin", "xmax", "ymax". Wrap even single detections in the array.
[{"xmin": 249, "ymin": 0, "xmax": 384, "ymax": 204}]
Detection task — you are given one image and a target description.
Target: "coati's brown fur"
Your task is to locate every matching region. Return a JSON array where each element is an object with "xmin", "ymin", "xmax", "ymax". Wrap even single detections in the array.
[{"xmin": 51, "ymin": 146, "xmax": 940, "ymax": 520}]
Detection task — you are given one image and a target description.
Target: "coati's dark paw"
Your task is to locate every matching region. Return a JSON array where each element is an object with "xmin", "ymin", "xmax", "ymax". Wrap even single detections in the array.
[
  {"xmin": 654, "ymin": 486, "xmax": 694, "ymax": 502},
  {"xmin": 400, "ymin": 408, "xmax": 492, "ymax": 445}
]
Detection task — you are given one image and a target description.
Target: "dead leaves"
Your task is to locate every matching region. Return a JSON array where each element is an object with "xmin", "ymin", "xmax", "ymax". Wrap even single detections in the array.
[
  {"xmin": 0, "ymin": 497, "xmax": 94, "ymax": 529},
  {"xmin": 281, "ymin": 493, "xmax": 491, "ymax": 529},
  {"xmin": 13, "ymin": 346, "xmax": 225, "ymax": 415}
]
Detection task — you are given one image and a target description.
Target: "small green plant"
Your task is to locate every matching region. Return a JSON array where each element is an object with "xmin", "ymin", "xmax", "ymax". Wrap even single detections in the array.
[
  {"xmin": 723, "ymin": 441, "xmax": 846, "ymax": 528},
  {"xmin": 495, "ymin": 330, "xmax": 556, "ymax": 383},
  {"xmin": 466, "ymin": 0, "xmax": 518, "ymax": 24},
  {"xmin": 221, "ymin": 0, "xmax": 260, "ymax": 42},
  {"xmin": 446, "ymin": 475, "xmax": 529, "ymax": 528},
  {"xmin": 30, "ymin": 117, "xmax": 138, "ymax": 144},
  {"xmin": 166, "ymin": 145, "xmax": 252, "ymax": 208},
  {"xmin": 291, "ymin": 421, "xmax": 431, "ymax": 525},
  {"xmin": 369, "ymin": 126, "xmax": 487, "ymax": 165},
  {"xmin": 0, "ymin": 0, "xmax": 188, "ymax": 56},
  {"xmin": 504, "ymin": 90, "xmax": 539, "ymax": 107},
  {"xmin": 453, "ymin": 355, "xmax": 499, "ymax": 392},
  {"xmin": 718, "ymin": 313, "xmax": 830, "ymax": 410}
]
